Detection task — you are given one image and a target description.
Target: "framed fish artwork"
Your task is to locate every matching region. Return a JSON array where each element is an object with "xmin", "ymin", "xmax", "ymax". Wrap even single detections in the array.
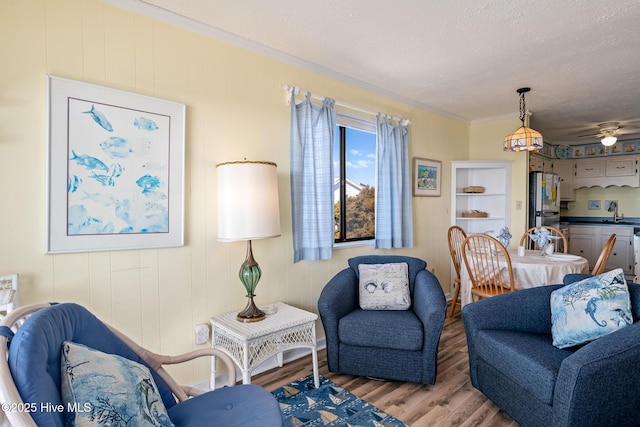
[{"xmin": 46, "ymin": 76, "xmax": 185, "ymax": 253}]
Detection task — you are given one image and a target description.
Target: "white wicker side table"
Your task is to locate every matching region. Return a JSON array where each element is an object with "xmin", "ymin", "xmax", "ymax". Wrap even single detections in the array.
[{"xmin": 209, "ymin": 302, "xmax": 319, "ymax": 389}]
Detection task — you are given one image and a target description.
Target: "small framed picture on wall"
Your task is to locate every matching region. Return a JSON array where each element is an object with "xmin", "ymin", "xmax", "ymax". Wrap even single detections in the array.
[{"xmin": 413, "ymin": 157, "xmax": 441, "ymax": 197}]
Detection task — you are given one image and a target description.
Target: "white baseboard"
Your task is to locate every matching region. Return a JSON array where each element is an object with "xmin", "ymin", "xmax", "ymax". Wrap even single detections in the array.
[{"xmin": 192, "ymin": 337, "xmax": 327, "ymax": 391}]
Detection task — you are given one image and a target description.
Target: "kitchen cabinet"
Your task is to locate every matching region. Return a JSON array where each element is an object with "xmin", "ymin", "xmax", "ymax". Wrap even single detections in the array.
[
  {"xmin": 451, "ymin": 161, "xmax": 511, "ymax": 235},
  {"xmin": 603, "ymin": 226, "xmax": 633, "ymax": 274},
  {"xmin": 568, "ymin": 226, "xmax": 597, "ymax": 266},
  {"xmin": 573, "ymin": 155, "xmax": 639, "ymax": 188},
  {"xmin": 606, "ymin": 156, "xmax": 638, "ymax": 177},
  {"xmin": 529, "ymin": 154, "xmax": 552, "ymax": 173},
  {"xmin": 551, "ymin": 160, "xmax": 574, "ymax": 201},
  {"xmin": 568, "ymin": 224, "xmax": 633, "ymax": 276},
  {"xmin": 575, "ymin": 159, "xmax": 604, "ymax": 179}
]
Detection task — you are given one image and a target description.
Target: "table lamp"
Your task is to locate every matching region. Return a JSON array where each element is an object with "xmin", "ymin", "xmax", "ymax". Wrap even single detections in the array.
[{"xmin": 216, "ymin": 160, "xmax": 281, "ymax": 322}]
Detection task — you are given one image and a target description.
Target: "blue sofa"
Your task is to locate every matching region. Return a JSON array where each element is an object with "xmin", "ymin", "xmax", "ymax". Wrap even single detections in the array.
[
  {"xmin": 0, "ymin": 302, "xmax": 284, "ymax": 427},
  {"xmin": 317, "ymin": 255, "xmax": 446, "ymax": 384},
  {"xmin": 462, "ymin": 281, "xmax": 640, "ymax": 427}
]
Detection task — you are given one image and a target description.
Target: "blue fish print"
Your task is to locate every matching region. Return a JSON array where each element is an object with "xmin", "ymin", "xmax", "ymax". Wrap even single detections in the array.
[
  {"xmin": 81, "ymin": 191, "xmax": 120, "ymax": 206},
  {"xmin": 100, "ymin": 137, "xmax": 130, "ymax": 158},
  {"xmin": 136, "ymin": 174, "xmax": 161, "ymax": 194},
  {"xmin": 134, "ymin": 116, "xmax": 159, "ymax": 131},
  {"xmin": 100, "ymin": 137, "xmax": 151, "ymax": 159},
  {"xmin": 67, "ymin": 205, "xmax": 115, "ymax": 235},
  {"xmin": 82, "ymin": 105, "xmax": 113, "ymax": 132},
  {"xmin": 69, "ymin": 150, "xmax": 109, "ymax": 172},
  {"xmin": 67, "ymin": 175, "xmax": 82, "ymax": 193},
  {"xmin": 89, "ymin": 163, "xmax": 124, "ymax": 187}
]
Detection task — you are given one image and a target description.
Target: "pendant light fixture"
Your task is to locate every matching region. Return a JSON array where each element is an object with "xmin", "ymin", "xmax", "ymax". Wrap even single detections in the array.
[{"xmin": 503, "ymin": 87, "xmax": 543, "ymax": 152}]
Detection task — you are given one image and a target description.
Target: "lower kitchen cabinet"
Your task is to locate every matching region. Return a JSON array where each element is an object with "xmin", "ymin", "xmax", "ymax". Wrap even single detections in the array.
[{"xmin": 568, "ymin": 225, "xmax": 633, "ymax": 276}]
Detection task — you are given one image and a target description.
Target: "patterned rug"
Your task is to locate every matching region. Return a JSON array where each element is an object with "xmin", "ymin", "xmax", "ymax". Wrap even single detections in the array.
[{"xmin": 271, "ymin": 374, "xmax": 407, "ymax": 426}]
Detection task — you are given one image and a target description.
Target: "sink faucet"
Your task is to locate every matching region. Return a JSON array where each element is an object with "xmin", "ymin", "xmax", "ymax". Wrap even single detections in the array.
[{"xmin": 608, "ymin": 201, "xmax": 624, "ymax": 223}]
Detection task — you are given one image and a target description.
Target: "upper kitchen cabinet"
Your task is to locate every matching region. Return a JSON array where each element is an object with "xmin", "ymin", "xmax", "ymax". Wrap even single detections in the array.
[
  {"xmin": 551, "ymin": 159, "xmax": 574, "ymax": 201},
  {"xmin": 529, "ymin": 153, "xmax": 552, "ymax": 173},
  {"xmin": 573, "ymin": 155, "xmax": 639, "ymax": 188}
]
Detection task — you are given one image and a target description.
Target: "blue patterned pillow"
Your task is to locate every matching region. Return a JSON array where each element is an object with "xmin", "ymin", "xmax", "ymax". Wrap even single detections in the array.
[
  {"xmin": 61, "ymin": 341, "xmax": 174, "ymax": 427},
  {"xmin": 551, "ymin": 268, "xmax": 633, "ymax": 349}
]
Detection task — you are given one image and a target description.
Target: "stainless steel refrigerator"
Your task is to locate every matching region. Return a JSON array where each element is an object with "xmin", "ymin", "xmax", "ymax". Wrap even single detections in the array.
[{"xmin": 529, "ymin": 171, "xmax": 561, "ymax": 229}]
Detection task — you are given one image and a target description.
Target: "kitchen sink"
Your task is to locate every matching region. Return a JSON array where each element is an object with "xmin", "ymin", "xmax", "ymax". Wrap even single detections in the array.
[{"xmin": 600, "ymin": 219, "xmax": 631, "ymax": 225}]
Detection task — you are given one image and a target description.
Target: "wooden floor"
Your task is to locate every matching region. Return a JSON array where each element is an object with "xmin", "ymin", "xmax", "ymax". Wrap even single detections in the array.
[{"xmin": 252, "ymin": 310, "xmax": 519, "ymax": 427}]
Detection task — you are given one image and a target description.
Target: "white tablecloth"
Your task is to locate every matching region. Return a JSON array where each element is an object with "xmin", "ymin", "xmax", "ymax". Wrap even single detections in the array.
[{"xmin": 460, "ymin": 249, "xmax": 589, "ymax": 307}]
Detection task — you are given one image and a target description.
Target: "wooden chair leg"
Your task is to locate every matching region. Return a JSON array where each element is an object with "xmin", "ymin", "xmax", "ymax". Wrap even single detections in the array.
[{"xmin": 449, "ymin": 280, "xmax": 461, "ymax": 317}]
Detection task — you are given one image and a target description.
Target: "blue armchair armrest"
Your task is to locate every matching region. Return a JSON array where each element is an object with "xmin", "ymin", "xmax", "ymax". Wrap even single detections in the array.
[
  {"xmin": 553, "ymin": 321, "xmax": 640, "ymax": 426},
  {"xmin": 318, "ymin": 268, "xmax": 358, "ymax": 372},
  {"xmin": 412, "ymin": 269, "xmax": 446, "ymax": 382}
]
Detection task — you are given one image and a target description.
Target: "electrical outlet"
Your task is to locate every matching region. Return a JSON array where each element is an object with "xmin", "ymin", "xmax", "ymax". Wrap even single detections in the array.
[{"xmin": 195, "ymin": 323, "xmax": 210, "ymax": 345}]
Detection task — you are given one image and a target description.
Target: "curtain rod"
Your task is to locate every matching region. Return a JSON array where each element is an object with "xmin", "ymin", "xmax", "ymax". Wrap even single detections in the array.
[{"xmin": 281, "ymin": 84, "xmax": 411, "ymax": 126}]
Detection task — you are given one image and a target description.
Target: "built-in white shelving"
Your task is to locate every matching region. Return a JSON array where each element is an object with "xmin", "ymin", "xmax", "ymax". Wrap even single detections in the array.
[{"xmin": 451, "ymin": 161, "xmax": 512, "ymax": 236}]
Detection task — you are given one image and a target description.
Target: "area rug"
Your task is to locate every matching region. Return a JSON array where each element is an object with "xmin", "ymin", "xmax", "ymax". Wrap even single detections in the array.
[{"xmin": 271, "ymin": 374, "xmax": 407, "ymax": 426}]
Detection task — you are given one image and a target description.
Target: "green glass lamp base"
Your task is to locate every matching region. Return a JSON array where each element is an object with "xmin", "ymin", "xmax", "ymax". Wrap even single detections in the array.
[{"xmin": 236, "ymin": 240, "xmax": 266, "ymax": 322}]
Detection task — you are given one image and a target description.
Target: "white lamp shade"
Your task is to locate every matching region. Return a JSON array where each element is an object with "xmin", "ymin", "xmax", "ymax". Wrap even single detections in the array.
[
  {"xmin": 217, "ymin": 161, "xmax": 281, "ymax": 242},
  {"xmin": 601, "ymin": 136, "xmax": 617, "ymax": 146}
]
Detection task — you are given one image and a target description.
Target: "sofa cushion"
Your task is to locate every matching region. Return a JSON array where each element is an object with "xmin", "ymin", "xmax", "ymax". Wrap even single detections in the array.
[
  {"xmin": 338, "ymin": 309, "xmax": 423, "ymax": 351},
  {"xmin": 167, "ymin": 384, "xmax": 284, "ymax": 427},
  {"xmin": 60, "ymin": 341, "xmax": 174, "ymax": 427},
  {"xmin": 551, "ymin": 268, "xmax": 633, "ymax": 349},
  {"xmin": 475, "ymin": 329, "xmax": 574, "ymax": 404},
  {"xmin": 358, "ymin": 263, "xmax": 411, "ymax": 310}
]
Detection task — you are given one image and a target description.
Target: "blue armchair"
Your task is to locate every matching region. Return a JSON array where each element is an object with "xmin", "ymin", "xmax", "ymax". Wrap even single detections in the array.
[
  {"xmin": 462, "ymin": 281, "xmax": 640, "ymax": 427},
  {"xmin": 0, "ymin": 302, "xmax": 284, "ymax": 427},
  {"xmin": 317, "ymin": 255, "xmax": 446, "ymax": 384}
]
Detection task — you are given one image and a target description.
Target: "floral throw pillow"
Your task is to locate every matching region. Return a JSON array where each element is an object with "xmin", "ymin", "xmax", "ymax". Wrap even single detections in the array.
[
  {"xmin": 60, "ymin": 341, "xmax": 174, "ymax": 427},
  {"xmin": 358, "ymin": 263, "xmax": 411, "ymax": 310},
  {"xmin": 550, "ymin": 268, "xmax": 633, "ymax": 349}
]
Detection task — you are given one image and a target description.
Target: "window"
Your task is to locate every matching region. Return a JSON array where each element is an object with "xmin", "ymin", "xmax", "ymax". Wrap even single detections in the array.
[{"xmin": 333, "ymin": 114, "xmax": 376, "ymax": 243}]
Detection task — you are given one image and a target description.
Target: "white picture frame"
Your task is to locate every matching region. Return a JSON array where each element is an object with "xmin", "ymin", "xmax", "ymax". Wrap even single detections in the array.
[
  {"xmin": 46, "ymin": 76, "xmax": 185, "ymax": 253},
  {"xmin": 413, "ymin": 157, "xmax": 442, "ymax": 197}
]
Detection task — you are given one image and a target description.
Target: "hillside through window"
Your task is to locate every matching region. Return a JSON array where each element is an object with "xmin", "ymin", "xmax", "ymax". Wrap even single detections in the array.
[{"xmin": 333, "ymin": 117, "xmax": 376, "ymax": 243}]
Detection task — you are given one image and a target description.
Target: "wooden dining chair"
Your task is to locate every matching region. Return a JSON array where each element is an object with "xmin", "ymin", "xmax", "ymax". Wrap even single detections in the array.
[
  {"xmin": 591, "ymin": 233, "xmax": 617, "ymax": 275},
  {"xmin": 519, "ymin": 226, "xmax": 568, "ymax": 253},
  {"xmin": 461, "ymin": 234, "xmax": 515, "ymax": 301},
  {"xmin": 447, "ymin": 226, "xmax": 467, "ymax": 317}
]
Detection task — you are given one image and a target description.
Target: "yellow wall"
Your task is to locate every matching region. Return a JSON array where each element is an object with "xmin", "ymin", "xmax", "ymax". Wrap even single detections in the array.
[
  {"xmin": 0, "ymin": 0, "xmax": 478, "ymax": 384},
  {"xmin": 563, "ymin": 186, "xmax": 640, "ymax": 218},
  {"xmin": 469, "ymin": 117, "xmax": 529, "ymax": 246}
]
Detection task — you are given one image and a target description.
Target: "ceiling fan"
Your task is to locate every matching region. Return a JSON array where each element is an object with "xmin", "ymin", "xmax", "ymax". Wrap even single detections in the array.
[{"xmin": 577, "ymin": 122, "xmax": 621, "ymax": 146}]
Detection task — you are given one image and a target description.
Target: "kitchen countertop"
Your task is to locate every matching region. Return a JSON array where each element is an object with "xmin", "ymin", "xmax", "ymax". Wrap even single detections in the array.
[{"xmin": 561, "ymin": 216, "xmax": 640, "ymax": 227}]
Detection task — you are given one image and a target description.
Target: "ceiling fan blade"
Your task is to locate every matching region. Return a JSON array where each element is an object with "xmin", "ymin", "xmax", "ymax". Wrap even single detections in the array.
[{"xmin": 577, "ymin": 133, "xmax": 602, "ymax": 138}]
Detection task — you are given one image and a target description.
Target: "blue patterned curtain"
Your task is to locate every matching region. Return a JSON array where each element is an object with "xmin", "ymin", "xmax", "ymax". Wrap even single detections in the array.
[
  {"xmin": 375, "ymin": 115, "xmax": 413, "ymax": 249},
  {"xmin": 290, "ymin": 92, "xmax": 336, "ymax": 262}
]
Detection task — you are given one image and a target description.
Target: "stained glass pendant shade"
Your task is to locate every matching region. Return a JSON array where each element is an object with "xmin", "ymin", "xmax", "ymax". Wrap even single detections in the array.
[{"xmin": 504, "ymin": 87, "xmax": 543, "ymax": 152}]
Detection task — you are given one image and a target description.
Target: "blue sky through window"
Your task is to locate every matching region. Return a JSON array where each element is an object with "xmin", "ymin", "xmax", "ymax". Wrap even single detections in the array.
[{"xmin": 334, "ymin": 126, "xmax": 375, "ymax": 187}]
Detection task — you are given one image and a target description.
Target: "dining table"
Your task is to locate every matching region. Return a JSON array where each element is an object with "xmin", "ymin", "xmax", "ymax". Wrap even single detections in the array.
[{"xmin": 460, "ymin": 248, "xmax": 589, "ymax": 307}]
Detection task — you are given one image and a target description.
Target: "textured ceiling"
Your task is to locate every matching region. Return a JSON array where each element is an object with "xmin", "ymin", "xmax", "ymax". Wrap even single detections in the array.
[{"xmin": 111, "ymin": 0, "xmax": 640, "ymax": 144}]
